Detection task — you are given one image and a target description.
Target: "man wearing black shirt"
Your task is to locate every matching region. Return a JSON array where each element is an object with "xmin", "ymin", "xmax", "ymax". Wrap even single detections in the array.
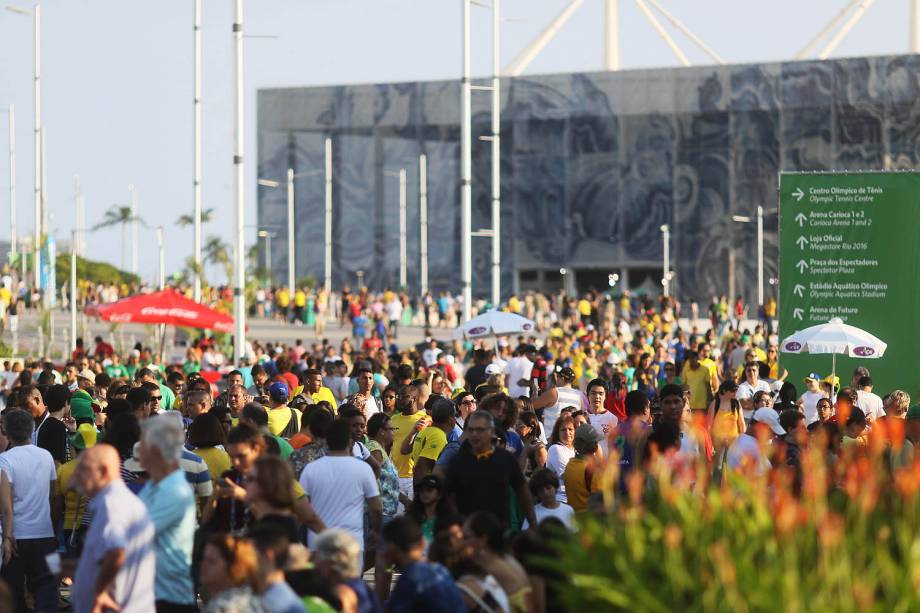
[
  {"xmin": 463, "ymin": 350, "xmax": 490, "ymax": 394},
  {"xmin": 444, "ymin": 411, "xmax": 536, "ymax": 529},
  {"xmin": 24, "ymin": 385, "xmax": 69, "ymax": 466}
]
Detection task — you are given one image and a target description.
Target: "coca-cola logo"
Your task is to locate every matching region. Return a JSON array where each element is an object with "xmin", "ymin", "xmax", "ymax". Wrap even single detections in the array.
[
  {"xmin": 784, "ymin": 341, "xmax": 802, "ymax": 352},
  {"xmin": 852, "ymin": 346, "xmax": 875, "ymax": 357},
  {"xmin": 468, "ymin": 326, "xmax": 488, "ymax": 335}
]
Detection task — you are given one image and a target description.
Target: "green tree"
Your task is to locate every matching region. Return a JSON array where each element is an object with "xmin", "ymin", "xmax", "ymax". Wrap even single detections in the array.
[
  {"xmin": 176, "ymin": 208, "xmax": 215, "ymax": 227},
  {"xmin": 93, "ymin": 205, "xmax": 144, "ymax": 270},
  {"xmin": 203, "ymin": 235, "xmax": 233, "ymax": 284}
]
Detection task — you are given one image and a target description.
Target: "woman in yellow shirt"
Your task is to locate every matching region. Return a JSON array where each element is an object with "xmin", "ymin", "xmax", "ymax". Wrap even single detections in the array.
[{"xmin": 188, "ymin": 413, "xmax": 232, "ymax": 485}]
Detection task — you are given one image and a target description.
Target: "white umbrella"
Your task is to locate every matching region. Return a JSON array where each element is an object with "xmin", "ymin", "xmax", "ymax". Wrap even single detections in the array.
[
  {"xmin": 780, "ymin": 317, "xmax": 887, "ymax": 385},
  {"xmin": 452, "ymin": 309, "xmax": 536, "ymax": 341}
]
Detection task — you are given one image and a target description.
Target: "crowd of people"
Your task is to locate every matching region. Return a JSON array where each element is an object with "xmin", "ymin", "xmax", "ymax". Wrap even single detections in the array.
[{"xmin": 0, "ymin": 287, "xmax": 915, "ymax": 612}]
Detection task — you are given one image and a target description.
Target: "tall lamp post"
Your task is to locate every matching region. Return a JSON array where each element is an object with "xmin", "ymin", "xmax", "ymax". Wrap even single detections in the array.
[
  {"xmin": 418, "ymin": 153, "xmax": 428, "ymax": 296},
  {"xmin": 732, "ymin": 205, "xmax": 765, "ymax": 307},
  {"xmin": 384, "ymin": 169, "xmax": 408, "ymax": 290},
  {"xmin": 232, "ymin": 0, "xmax": 246, "ymax": 365},
  {"xmin": 256, "ymin": 229, "xmax": 275, "ymax": 285},
  {"xmin": 2, "ymin": 106, "xmax": 15, "ymax": 267},
  {"xmin": 5, "ymin": 5, "xmax": 41, "ymax": 290},
  {"xmin": 192, "ymin": 0, "xmax": 203, "ymax": 301},
  {"xmin": 258, "ymin": 168, "xmax": 322, "ymax": 297},
  {"xmin": 460, "ymin": 0, "xmax": 472, "ymax": 320},
  {"xmin": 660, "ymin": 224, "xmax": 670, "ymax": 298}
]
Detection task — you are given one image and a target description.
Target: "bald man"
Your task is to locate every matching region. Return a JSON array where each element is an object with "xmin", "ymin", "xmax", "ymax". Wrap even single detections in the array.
[{"xmin": 72, "ymin": 444, "xmax": 156, "ymax": 613}]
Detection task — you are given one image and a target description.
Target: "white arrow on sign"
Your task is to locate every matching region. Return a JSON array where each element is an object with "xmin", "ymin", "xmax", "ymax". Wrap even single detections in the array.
[
  {"xmin": 796, "ymin": 236, "xmax": 809, "ymax": 249},
  {"xmin": 793, "ymin": 284, "xmax": 805, "ymax": 297},
  {"xmin": 795, "ymin": 212, "xmax": 807, "ymax": 227},
  {"xmin": 793, "ymin": 307, "xmax": 804, "ymax": 320},
  {"xmin": 792, "ymin": 187, "xmax": 804, "ymax": 202},
  {"xmin": 796, "ymin": 260, "xmax": 808, "ymax": 274}
]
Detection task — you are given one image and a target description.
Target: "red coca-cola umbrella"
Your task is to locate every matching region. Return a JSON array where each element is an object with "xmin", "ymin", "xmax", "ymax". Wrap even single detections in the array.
[{"xmin": 91, "ymin": 288, "xmax": 234, "ymax": 333}]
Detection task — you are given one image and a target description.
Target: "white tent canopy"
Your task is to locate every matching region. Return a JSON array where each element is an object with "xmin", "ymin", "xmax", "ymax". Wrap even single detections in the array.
[
  {"xmin": 453, "ymin": 309, "xmax": 536, "ymax": 341},
  {"xmin": 780, "ymin": 317, "xmax": 887, "ymax": 385}
]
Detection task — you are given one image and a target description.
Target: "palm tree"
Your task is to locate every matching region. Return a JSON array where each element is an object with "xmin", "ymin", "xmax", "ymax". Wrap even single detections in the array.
[
  {"xmin": 203, "ymin": 235, "xmax": 233, "ymax": 284},
  {"xmin": 93, "ymin": 205, "xmax": 144, "ymax": 270},
  {"xmin": 176, "ymin": 208, "xmax": 215, "ymax": 227}
]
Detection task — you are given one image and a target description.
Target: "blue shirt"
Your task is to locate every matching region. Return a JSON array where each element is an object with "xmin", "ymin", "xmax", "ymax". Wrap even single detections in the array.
[
  {"xmin": 73, "ymin": 481, "xmax": 155, "ymax": 613},
  {"xmin": 435, "ymin": 427, "xmax": 462, "ymax": 469},
  {"xmin": 138, "ymin": 468, "xmax": 196, "ymax": 605},
  {"xmin": 387, "ymin": 561, "xmax": 465, "ymax": 613}
]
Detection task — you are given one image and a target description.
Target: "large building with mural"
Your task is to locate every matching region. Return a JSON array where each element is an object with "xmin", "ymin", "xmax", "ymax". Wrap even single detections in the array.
[{"xmin": 257, "ymin": 53, "xmax": 920, "ymax": 304}]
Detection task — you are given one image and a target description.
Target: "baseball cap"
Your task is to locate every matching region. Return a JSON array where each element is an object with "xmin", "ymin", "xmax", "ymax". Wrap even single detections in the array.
[
  {"xmin": 70, "ymin": 423, "xmax": 97, "ymax": 450},
  {"xmin": 557, "ymin": 366, "xmax": 576, "ymax": 381},
  {"xmin": 752, "ymin": 408, "xmax": 786, "ymax": 435},
  {"xmin": 574, "ymin": 424, "xmax": 602, "ymax": 445},
  {"xmin": 417, "ymin": 474, "xmax": 443, "ymax": 491},
  {"xmin": 70, "ymin": 390, "xmax": 95, "ymax": 421},
  {"xmin": 823, "ymin": 374, "xmax": 840, "ymax": 387},
  {"xmin": 804, "ymin": 373, "xmax": 822, "ymax": 382},
  {"xmin": 78, "ymin": 369, "xmax": 96, "ymax": 384},
  {"xmin": 268, "ymin": 382, "xmax": 289, "ymax": 402},
  {"xmin": 486, "ymin": 360, "xmax": 505, "ymax": 375}
]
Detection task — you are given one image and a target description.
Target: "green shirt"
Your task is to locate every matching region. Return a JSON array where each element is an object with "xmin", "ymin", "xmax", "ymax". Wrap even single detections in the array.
[{"xmin": 105, "ymin": 364, "xmax": 130, "ymax": 379}]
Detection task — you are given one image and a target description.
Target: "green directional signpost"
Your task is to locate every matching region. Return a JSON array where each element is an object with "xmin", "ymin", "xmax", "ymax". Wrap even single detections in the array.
[{"xmin": 779, "ymin": 172, "xmax": 920, "ymax": 395}]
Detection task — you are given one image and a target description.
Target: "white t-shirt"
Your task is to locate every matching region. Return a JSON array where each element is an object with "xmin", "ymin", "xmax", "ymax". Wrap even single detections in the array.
[
  {"xmin": 588, "ymin": 410, "xmax": 618, "ymax": 455},
  {"xmin": 422, "ymin": 348, "xmax": 442, "ymax": 367},
  {"xmin": 299, "ymin": 455, "xmax": 379, "ymax": 549},
  {"xmin": 856, "ymin": 390, "xmax": 885, "ymax": 421},
  {"xmin": 726, "ymin": 433, "xmax": 770, "ymax": 475},
  {"xmin": 546, "ymin": 444, "xmax": 575, "ymax": 503},
  {"xmin": 737, "ymin": 379, "xmax": 772, "ymax": 420},
  {"xmin": 522, "ymin": 502, "xmax": 577, "ymax": 531},
  {"xmin": 800, "ymin": 390, "xmax": 826, "ymax": 425},
  {"xmin": 505, "ymin": 356, "xmax": 534, "ymax": 398},
  {"xmin": 0, "ymin": 445, "xmax": 57, "ymax": 539}
]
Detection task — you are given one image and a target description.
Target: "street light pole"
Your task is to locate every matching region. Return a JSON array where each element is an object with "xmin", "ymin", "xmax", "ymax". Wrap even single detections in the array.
[
  {"xmin": 461, "ymin": 0, "xmax": 473, "ymax": 320},
  {"xmin": 129, "ymin": 184, "xmax": 138, "ymax": 275},
  {"xmin": 70, "ymin": 230, "xmax": 76, "ymax": 354},
  {"xmin": 232, "ymin": 0, "xmax": 246, "ymax": 365},
  {"xmin": 5, "ymin": 105, "xmax": 15, "ymax": 263},
  {"xmin": 757, "ymin": 204, "xmax": 764, "ymax": 307},
  {"xmin": 286, "ymin": 168, "xmax": 295, "ymax": 296},
  {"xmin": 193, "ymin": 0, "xmax": 203, "ymax": 302},
  {"xmin": 490, "ymin": 0, "xmax": 501, "ymax": 308},
  {"xmin": 660, "ymin": 224, "xmax": 670, "ymax": 298},
  {"xmin": 157, "ymin": 226, "xmax": 165, "ymax": 290},
  {"xmin": 398, "ymin": 168, "xmax": 407, "ymax": 290},
  {"xmin": 419, "ymin": 153, "xmax": 428, "ymax": 296},
  {"xmin": 324, "ymin": 137, "xmax": 333, "ymax": 294},
  {"xmin": 34, "ymin": 4, "xmax": 41, "ymax": 292}
]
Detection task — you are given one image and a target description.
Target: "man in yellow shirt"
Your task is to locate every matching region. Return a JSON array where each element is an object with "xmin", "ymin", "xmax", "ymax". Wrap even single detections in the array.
[
  {"xmin": 402, "ymin": 399, "xmax": 455, "ymax": 483},
  {"xmin": 276, "ymin": 287, "xmax": 290, "ymax": 322},
  {"xmin": 682, "ymin": 350, "xmax": 716, "ymax": 412},
  {"xmin": 301, "ymin": 368, "xmax": 337, "ymax": 406},
  {"xmin": 390, "ymin": 385, "xmax": 427, "ymax": 504},
  {"xmin": 265, "ymin": 382, "xmax": 302, "ymax": 438}
]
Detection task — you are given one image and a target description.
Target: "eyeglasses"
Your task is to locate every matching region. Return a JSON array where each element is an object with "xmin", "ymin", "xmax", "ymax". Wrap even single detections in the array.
[
  {"xmin": 460, "ymin": 399, "xmax": 476, "ymax": 405},
  {"xmin": 150, "ymin": 396, "xmax": 162, "ymax": 402}
]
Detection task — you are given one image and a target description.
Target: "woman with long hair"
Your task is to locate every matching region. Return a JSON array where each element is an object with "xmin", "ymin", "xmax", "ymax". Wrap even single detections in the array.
[
  {"xmin": 707, "ymin": 380, "xmax": 744, "ymax": 479},
  {"xmin": 199, "ymin": 533, "xmax": 264, "ymax": 612},
  {"xmin": 515, "ymin": 410, "xmax": 546, "ymax": 474},
  {"xmin": 406, "ymin": 474, "xmax": 455, "ymax": 547},
  {"xmin": 545, "ymin": 413, "xmax": 576, "ymax": 503},
  {"xmin": 244, "ymin": 455, "xmax": 299, "ymax": 543}
]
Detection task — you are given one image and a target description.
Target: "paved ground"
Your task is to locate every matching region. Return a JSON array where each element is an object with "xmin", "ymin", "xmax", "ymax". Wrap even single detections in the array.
[{"xmin": 3, "ymin": 309, "xmax": 458, "ymax": 361}]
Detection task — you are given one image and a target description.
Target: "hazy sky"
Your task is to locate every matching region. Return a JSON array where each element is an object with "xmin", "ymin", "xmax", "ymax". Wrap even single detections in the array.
[{"xmin": 0, "ymin": 0, "xmax": 912, "ymax": 282}]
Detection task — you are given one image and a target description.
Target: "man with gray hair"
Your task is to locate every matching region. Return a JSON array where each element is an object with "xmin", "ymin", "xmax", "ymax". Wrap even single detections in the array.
[
  {"xmin": 137, "ymin": 414, "xmax": 197, "ymax": 611},
  {"xmin": 0, "ymin": 408, "xmax": 59, "ymax": 612}
]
